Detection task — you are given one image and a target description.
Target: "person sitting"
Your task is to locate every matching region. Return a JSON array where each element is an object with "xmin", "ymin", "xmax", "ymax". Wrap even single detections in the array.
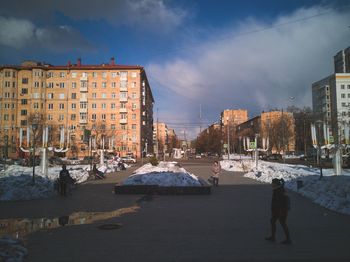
[{"xmin": 92, "ymin": 164, "xmax": 105, "ymax": 179}]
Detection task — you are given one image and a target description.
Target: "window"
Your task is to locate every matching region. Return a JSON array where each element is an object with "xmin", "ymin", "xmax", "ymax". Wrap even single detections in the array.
[
  {"xmin": 82, "ymin": 72, "xmax": 88, "ymax": 78},
  {"xmin": 132, "ymin": 92, "xmax": 137, "ymax": 99},
  {"xmin": 132, "ymin": 124, "xmax": 136, "ymax": 130},
  {"xmin": 348, "ymin": 85, "xmax": 350, "ymax": 89},
  {"xmin": 80, "ymin": 112, "xmax": 87, "ymax": 120},
  {"xmin": 72, "ymin": 82, "xmax": 77, "ymax": 88},
  {"xmin": 92, "ymin": 72, "xmax": 97, "ymax": 78},
  {"xmin": 121, "ymin": 124, "xmax": 127, "ymax": 130},
  {"xmin": 47, "ymin": 82, "xmax": 54, "ymax": 88},
  {"xmin": 33, "ymin": 103, "xmax": 39, "ymax": 109},
  {"xmin": 12, "ymin": 82, "xmax": 16, "ymax": 88},
  {"xmin": 21, "ymin": 99, "xmax": 27, "ymax": 105},
  {"xmin": 4, "ymin": 114, "xmax": 9, "ymax": 121},
  {"xmin": 22, "ymin": 78, "xmax": 28, "ymax": 84},
  {"xmin": 131, "ymin": 72, "xmax": 137, "ymax": 78},
  {"xmin": 102, "ymin": 82, "xmax": 107, "ymax": 88},
  {"xmin": 342, "ymin": 102, "xmax": 346, "ymax": 106},
  {"xmin": 59, "ymin": 115, "xmax": 64, "ymax": 121},
  {"xmin": 92, "ymin": 114, "xmax": 97, "ymax": 120},
  {"xmin": 102, "ymin": 114, "xmax": 106, "ymax": 120},
  {"xmin": 80, "ymin": 101, "xmax": 87, "ymax": 109},
  {"xmin": 59, "ymin": 93, "xmax": 65, "ymax": 99},
  {"xmin": 4, "ymin": 71, "xmax": 11, "ymax": 77},
  {"xmin": 132, "ymin": 134, "xmax": 137, "ymax": 142},
  {"xmin": 120, "ymin": 102, "xmax": 126, "ymax": 108},
  {"xmin": 71, "ymin": 103, "xmax": 76, "ymax": 109},
  {"xmin": 92, "ymin": 82, "xmax": 97, "ymax": 88},
  {"xmin": 92, "ymin": 103, "xmax": 97, "ymax": 109},
  {"xmin": 72, "ymin": 72, "xmax": 77, "ymax": 78},
  {"xmin": 59, "ymin": 82, "xmax": 65, "ymax": 88},
  {"xmin": 132, "ymin": 103, "xmax": 137, "ymax": 109},
  {"xmin": 5, "ymin": 81, "xmax": 10, "ymax": 87},
  {"xmin": 111, "ymin": 124, "xmax": 116, "ymax": 130},
  {"xmin": 102, "ymin": 72, "xmax": 107, "ymax": 78},
  {"xmin": 71, "ymin": 93, "xmax": 77, "ymax": 99},
  {"xmin": 111, "ymin": 82, "xmax": 116, "ymax": 88},
  {"xmin": 47, "ymin": 72, "xmax": 54, "ymax": 78},
  {"xmin": 71, "ymin": 114, "xmax": 76, "ymax": 120},
  {"xmin": 121, "ymin": 113, "xmax": 127, "ymax": 119},
  {"xmin": 101, "ymin": 93, "xmax": 106, "ymax": 99},
  {"xmin": 21, "ymin": 88, "xmax": 28, "ymax": 94},
  {"xmin": 341, "ymin": 94, "xmax": 346, "ymax": 98},
  {"xmin": 48, "ymin": 115, "xmax": 53, "ymax": 120},
  {"xmin": 111, "ymin": 114, "xmax": 116, "ymax": 120},
  {"xmin": 341, "ymin": 85, "xmax": 345, "ymax": 89},
  {"xmin": 21, "ymin": 120, "xmax": 27, "ymax": 126},
  {"xmin": 122, "ymin": 134, "xmax": 127, "ymax": 141},
  {"xmin": 132, "ymin": 114, "xmax": 136, "ymax": 120},
  {"xmin": 102, "ymin": 103, "xmax": 106, "ymax": 109},
  {"xmin": 120, "ymin": 71, "xmax": 127, "ymax": 80},
  {"xmin": 48, "ymin": 93, "xmax": 54, "ymax": 99},
  {"xmin": 92, "ymin": 93, "xmax": 97, "ymax": 99},
  {"xmin": 112, "ymin": 72, "xmax": 117, "ymax": 78},
  {"xmin": 342, "ymin": 112, "xmax": 346, "ymax": 116},
  {"xmin": 131, "ymin": 82, "xmax": 136, "ymax": 88},
  {"xmin": 111, "ymin": 93, "xmax": 116, "ymax": 99},
  {"xmin": 60, "ymin": 72, "xmax": 65, "ymax": 78},
  {"xmin": 20, "ymin": 109, "xmax": 27, "ymax": 116},
  {"xmin": 59, "ymin": 103, "xmax": 64, "ymax": 109},
  {"xmin": 120, "ymin": 92, "xmax": 127, "ymax": 99},
  {"xmin": 81, "ymin": 81, "xmax": 87, "ymax": 88},
  {"xmin": 34, "ymin": 81, "xmax": 39, "ymax": 88},
  {"xmin": 111, "ymin": 103, "xmax": 116, "ymax": 109}
]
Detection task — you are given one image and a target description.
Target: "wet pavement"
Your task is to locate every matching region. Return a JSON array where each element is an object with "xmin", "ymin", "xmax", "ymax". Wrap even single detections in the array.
[{"xmin": 1, "ymin": 160, "xmax": 350, "ymax": 261}]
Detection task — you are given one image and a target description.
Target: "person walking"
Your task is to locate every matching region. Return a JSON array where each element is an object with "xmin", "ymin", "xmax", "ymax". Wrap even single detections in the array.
[
  {"xmin": 59, "ymin": 164, "xmax": 71, "ymax": 196},
  {"xmin": 210, "ymin": 161, "xmax": 221, "ymax": 186},
  {"xmin": 265, "ymin": 178, "xmax": 292, "ymax": 244}
]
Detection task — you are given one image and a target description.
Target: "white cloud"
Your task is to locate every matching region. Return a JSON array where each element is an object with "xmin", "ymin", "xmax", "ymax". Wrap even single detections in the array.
[
  {"xmin": 1, "ymin": 0, "xmax": 187, "ymax": 32},
  {"xmin": 148, "ymin": 6, "xmax": 350, "ymax": 138},
  {"xmin": 0, "ymin": 16, "xmax": 93, "ymax": 52},
  {"xmin": 0, "ymin": 17, "xmax": 35, "ymax": 48}
]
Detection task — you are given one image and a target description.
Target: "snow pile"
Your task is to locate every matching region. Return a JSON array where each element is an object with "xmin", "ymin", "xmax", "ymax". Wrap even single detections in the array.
[
  {"xmin": 221, "ymin": 159, "xmax": 350, "ymax": 215},
  {"xmin": 0, "ymin": 162, "xmax": 123, "ymax": 201},
  {"xmin": 123, "ymin": 161, "xmax": 201, "ymax": 187},
  {"xmin": 0, "ymin": 236, "xmax": 27, "ymax": 262}
]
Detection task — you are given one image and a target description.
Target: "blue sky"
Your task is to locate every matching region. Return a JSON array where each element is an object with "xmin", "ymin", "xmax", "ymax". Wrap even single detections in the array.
[{"xmin": 1, "ymin": 0, "xmax": 349, "ymax": 138}]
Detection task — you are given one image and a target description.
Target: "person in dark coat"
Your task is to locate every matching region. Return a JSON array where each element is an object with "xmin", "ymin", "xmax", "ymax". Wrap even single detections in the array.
[
  {"xmin": 59, "ymin": 164, "xmax": 71, "ymax": 196},
  {"xmin": 265, "ymin": 178, "xmax": 292, "ymax": 244}
]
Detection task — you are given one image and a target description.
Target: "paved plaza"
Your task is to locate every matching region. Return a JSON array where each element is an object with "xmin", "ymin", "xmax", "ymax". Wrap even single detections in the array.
[{"xmin": 1, "ymin": 160, "xmax": 350, "ymax": 261}]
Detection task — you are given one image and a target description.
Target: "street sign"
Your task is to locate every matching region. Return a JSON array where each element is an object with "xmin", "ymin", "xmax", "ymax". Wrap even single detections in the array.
[
  {"xmin": 223, "ymin": 144, "xmax": 228, "ymax": 148},
  {"xmin": 329, "ymin": 136, "xmax": 334, "ymax": 144},
  {"xmin": 250, "ymin": 142, "xmax": 256, "ymax": 149}
]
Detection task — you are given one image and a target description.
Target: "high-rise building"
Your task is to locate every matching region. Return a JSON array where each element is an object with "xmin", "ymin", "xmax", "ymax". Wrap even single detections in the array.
[
  {"xmin": 0, "ymin": 58, "xmax": 154, "ymax": 159},
  {"xmin": 334, "ymin": 46, "xmax": 350, "ymax": 73}
]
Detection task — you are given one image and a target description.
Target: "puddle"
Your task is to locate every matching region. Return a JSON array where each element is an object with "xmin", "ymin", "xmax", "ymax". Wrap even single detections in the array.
[{"xmin": 0, "ymin": 205, "xmax": 139, "ymax": 240}]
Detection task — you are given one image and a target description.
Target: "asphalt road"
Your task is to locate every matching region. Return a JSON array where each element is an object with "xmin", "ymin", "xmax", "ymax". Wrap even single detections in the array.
[{"xmin": 1, "ymin": 159, "xmax": 350, "ymax": 261}]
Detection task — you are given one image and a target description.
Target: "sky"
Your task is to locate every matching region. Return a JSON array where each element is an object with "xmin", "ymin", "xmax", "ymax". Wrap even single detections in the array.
[{"xmin": 0, "ymin": 0, "xmax": 349, "ymax": 139}]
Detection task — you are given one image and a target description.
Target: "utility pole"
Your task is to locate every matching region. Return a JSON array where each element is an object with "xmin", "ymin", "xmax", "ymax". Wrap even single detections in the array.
[{"xmin": 226, "ymin": 117, "xmax": 230, "ymax": 160}]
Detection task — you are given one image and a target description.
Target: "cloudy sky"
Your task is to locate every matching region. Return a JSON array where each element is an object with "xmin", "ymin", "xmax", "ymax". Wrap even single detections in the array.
[{"xmin": 1, "ymin": 0, "xmax": 349, "ymax": 139}]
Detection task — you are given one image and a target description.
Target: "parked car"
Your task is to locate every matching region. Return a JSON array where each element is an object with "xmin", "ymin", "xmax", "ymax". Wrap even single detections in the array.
[
  {"xmin": 121, "ymin": 156, "xmax": 136, "ymax": 163},
  {"xmin": 195, "ymin": 154, "xmax": 202, "ymax": 159},
  {"xmin": 262, "ymin": 154, "xmax": 282, "ymax": 161}
]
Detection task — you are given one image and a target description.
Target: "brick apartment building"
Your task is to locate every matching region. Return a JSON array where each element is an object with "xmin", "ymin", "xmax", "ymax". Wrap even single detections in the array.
[{"xmin": 0, "ymin": 58, "xmax": 154, "ymax": 159}]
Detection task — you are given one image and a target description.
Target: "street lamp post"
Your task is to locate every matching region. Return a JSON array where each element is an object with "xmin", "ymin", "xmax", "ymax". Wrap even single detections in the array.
[
  {"xmin": 31, "ymin": 123, "xmax": 38, "ymax": 184},
  {"xmin": 315, "ymin": 120, "xmax": 323, "ymax": 179},
  {"xmin": 227, "ymin": 117, "xmax": 230, "ymax": 160}
]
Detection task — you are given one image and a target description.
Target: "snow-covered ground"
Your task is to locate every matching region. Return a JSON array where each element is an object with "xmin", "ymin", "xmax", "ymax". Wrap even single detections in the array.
[
  {"xmin": 122, "ymin": 161, "xmax": 202, "ymax": 187},
  {"xmin": 221, "ymin": 159, "xmax": 350, "ymax": 215},
  {"xmin": 0, "ymin": 161, "xmax": 127, "ymax": 201}
]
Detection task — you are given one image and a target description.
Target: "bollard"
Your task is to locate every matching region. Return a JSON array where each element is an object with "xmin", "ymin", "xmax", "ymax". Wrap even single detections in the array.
[{"xmin": 297, "ymin": 180, "xmax": 303, "ymax": 190}]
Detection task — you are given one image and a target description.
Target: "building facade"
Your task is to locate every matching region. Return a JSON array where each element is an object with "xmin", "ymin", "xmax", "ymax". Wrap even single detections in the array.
[
  {"xmin": 0, "ymin": 59, "xmax": 154, "ymax": 159},
  {"xmin": 334, "ymin": 46, "xmax": 350, "ymax": 73}
]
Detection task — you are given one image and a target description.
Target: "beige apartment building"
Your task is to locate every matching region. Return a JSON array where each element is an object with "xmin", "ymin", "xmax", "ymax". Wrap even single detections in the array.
[{"xmin": 0, "ymin": 58, "xmax": 154, "ymax": 159}]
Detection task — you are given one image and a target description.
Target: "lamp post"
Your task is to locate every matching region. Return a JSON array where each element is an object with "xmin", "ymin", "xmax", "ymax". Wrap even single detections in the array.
[
  {"xmin": 226, "ymin": 117, "xmax": 230, "ymax": 160},
  {"xmin": 315, "ymin": 120, "xmax": 323, "ymax": 179},
  {"xmin": 31, "ymin": 123, "xmax": 39, "ymax": 184}
]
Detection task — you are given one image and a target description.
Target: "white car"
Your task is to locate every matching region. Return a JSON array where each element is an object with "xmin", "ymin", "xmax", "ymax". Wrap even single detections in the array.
[
  {"xmin": 195, "ymin": 154, "xmax": 202, "ymax": 159},
  {"xmin": 121, "ymin": 156, "xmax": 136, "ymax": 163}
]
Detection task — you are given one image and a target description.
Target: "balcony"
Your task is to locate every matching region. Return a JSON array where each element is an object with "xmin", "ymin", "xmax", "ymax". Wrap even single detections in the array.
[
  {"xmin": 80, "ymin": 86, "xmax": 88, "ymax": 92},
  {"xmin": 80, "ymin": 76, "xmax": 88, "ymax": 81},
  {"xmin": 80, "ymin": 97, "xmax": 88, "ymax": 102},
  {"xmin": 120, "ymin": 119, "xmax": 127, "ymax": 124},
  {"xmin": 120, "ymin": 97, "xmax": 128, "ymax": 102},
  {"xmin": 119, "ymin": 108, "xmax": 127, "ymax": 113},
  {"xmin": 120, "ymin": 86, "xmax": 128, "ymax": 92},
  {"xmin": 80, "ymin": 108, "xmax": 88, "ymax": 113},
  {"xmin": 79, "ymin": 118, "xmax": 87, "ymax": 124}
]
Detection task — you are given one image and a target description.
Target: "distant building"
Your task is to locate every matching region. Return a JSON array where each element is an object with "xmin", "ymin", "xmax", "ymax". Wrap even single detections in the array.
[
  {"xmin": 0, "ymin": 58, "xmax": 154, "ymax": 159},
  {"xmin": 334, "ymin": 46, "xmax": 350, "ymax": 73},
  {"xmin": 220, "ymin": 109, "xmax": 248, "ymax": 126}
]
